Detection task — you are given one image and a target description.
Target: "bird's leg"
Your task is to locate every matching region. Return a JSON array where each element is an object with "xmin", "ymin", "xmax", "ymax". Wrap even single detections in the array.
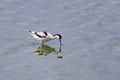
[
  {"xmin": 40, "ymin": 41, "xmax": 44, "ymax": 47},
  {"xmin": 42, "ymin": 42, "xmax": 45, "ymax": 46}
]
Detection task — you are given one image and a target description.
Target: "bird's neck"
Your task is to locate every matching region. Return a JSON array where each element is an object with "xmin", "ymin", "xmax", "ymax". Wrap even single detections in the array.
[{"xmin": 52, "ymin": 35, "xmax": 59, "ymax": 39}]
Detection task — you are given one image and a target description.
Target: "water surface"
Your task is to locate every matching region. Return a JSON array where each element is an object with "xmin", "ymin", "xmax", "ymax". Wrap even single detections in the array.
[{"xmin": 0, "ymin": 0, "xmax": 120, "ymax": 80}]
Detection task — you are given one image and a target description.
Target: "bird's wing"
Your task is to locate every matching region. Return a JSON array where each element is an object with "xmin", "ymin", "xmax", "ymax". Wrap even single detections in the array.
[{"xmin": 35, "ymin": 32, "xmax": 46, "ymax": 38}]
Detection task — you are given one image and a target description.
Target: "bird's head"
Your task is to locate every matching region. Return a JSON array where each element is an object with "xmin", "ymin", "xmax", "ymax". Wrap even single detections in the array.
[
  {"xmin": 53, "ymin": 34, "xmax": 62, "ymax": 39},
  {"xmin": 53, "ymin": 34, "xmax": 62, "ymax": 40},
  {"xmin": 53, "ymin": 34, "xmax": 62, "ymax": 47}
]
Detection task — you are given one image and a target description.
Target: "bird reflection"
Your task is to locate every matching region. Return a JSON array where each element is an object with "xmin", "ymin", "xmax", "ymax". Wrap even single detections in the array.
[{"xmin": 34, "ymin": 44, "xmax": 61, "ymax": 56}]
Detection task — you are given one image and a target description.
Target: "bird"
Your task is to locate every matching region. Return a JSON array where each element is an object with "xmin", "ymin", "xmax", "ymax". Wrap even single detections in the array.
[{"xmin": 29, "ymin": 31, "xmax": 62, "ymax": 47}]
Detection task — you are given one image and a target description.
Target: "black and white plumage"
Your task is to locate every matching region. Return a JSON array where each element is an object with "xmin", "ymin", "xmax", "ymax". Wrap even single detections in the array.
[{"xmin": 29, "ymin": 31, "xmax": 62, "ymax": 47}]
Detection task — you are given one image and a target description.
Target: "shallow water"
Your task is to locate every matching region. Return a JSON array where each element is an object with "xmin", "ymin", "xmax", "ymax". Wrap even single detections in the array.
[{"xmin": 0, "ymin": 0, "xmax": 120, "ymax": 80}]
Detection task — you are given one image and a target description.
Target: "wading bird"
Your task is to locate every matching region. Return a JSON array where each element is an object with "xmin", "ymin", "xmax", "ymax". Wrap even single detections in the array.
[{"xmin": 29, "ymin": 31, "xmax": 62, "ymax": 48}]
